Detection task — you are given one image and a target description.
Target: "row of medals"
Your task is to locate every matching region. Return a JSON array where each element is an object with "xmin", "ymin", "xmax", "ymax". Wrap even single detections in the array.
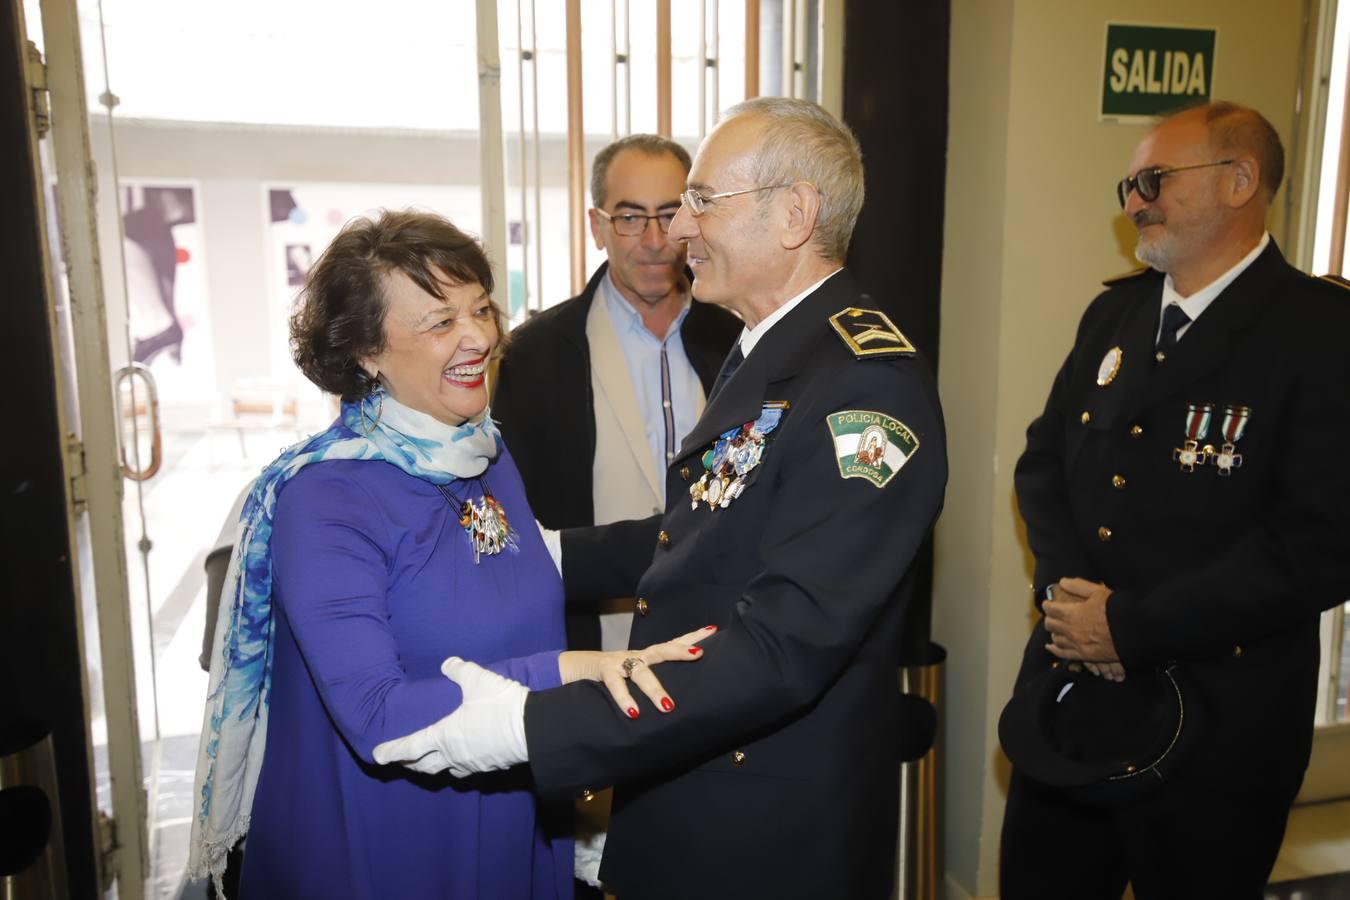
[
  {"xmin": 1097, "ymin": 347, "xmax": 1251, "ymax": 477},
  {"xmin": 689, "ymin": 427, "xmax": 766, "ymax": 510},
  {"xmin": 687, "ymin": 405, "xmax": 789, "ymax": 512},
  {"xmin": 1173, "ymin": 403, "xmax": 1250, "ymax": 475}
]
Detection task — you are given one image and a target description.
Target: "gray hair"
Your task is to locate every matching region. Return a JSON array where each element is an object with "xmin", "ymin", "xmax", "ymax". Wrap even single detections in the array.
[
  {"xmin": 590, "ymin": 134, "xmax": 693, "ymax": 209},
  {"xmin": 720, "ymin": 97, "xmax": 864, "ymax": 261}
]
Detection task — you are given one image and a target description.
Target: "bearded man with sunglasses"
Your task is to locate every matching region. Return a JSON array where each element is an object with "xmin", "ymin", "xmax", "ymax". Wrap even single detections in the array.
[{"xmin": 1000, "ymin": 102, "xmax": 1350, "ymax": 898}]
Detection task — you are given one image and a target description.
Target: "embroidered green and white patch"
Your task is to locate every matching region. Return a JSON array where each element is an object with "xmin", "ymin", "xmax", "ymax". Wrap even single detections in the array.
[{"xmin": 825, "ymin": 409, "xmax": 919, "ymax": 488}]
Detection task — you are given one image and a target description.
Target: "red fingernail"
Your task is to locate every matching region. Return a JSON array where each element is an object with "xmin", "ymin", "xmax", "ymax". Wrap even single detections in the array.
[
  {"xmin": 689, "ymin": 647, "xmax": 702, "ymax": 655},
  {"xmin": 626, "ymin": 707, "xmax": 639, "ymax": 719},
  {"xmin": 660, "ymin": 697, "xmax": 674, "ymax": 712},
  {"xmin": 704, "ymin": 625, "xmax": 717, "ymax": 631}
]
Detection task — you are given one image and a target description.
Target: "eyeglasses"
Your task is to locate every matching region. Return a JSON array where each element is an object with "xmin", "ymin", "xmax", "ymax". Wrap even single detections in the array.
[
  {"xmin": 594, "ymin": 208, "xmax": 677, "ymax": 237},
  {"xmin": 1116, "ymin": 159, "xmax": 1235, "ymax": 208},
  {"xmin": 679, "ymin": 183, "xmax": 794, "ymax": 216}
]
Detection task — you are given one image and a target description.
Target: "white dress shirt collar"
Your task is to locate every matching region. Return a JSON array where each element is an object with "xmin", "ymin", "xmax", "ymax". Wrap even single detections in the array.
[
  {"xmin": 1159, "ymin": 232, "xmax": 1269, "ymax": 341},
  {"xmin": 737, "ymin": 267, "xmax": 844, "ymax": 358}
]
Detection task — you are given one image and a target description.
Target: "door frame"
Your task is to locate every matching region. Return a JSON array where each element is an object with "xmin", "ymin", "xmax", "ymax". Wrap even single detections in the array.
[
  {"xmin": 29, "ymin": 0, "xmax": 153, "ymax": 891},
  {"xmin": 2, "ymin": 0, "xmax": 101, "ymax": 893}
]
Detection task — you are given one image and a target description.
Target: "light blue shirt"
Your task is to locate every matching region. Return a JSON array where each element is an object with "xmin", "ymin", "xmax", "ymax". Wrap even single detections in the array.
[{"xmin": 600, "ymin": 273, "xmax": 702, "ymax": 498}]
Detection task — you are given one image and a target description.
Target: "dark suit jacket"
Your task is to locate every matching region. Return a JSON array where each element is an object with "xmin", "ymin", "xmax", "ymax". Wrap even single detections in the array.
[
  {"xmin": 1012, "ymin": 242, "xmax": 1350, "ymax": 812},
  {"xmin": 492, "ymin": 263, "xmax": 741, "ymax": 530},
  {"xmin": 523, "ymin": 270, "xmax": 948, "ymax": 900}
]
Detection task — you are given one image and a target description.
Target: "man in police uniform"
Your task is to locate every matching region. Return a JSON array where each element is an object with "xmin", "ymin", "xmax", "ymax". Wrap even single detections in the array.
[
  {"xmin": 1001, "ymin": 102, "xmax": 1350, "ymax": 898},
  {"xmin": 374, "ymin": 97, "xmax": 948, "ymax": 899}
]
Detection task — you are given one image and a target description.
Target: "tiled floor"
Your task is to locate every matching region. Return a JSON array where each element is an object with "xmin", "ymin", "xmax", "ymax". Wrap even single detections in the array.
[
  {"xmin": 170, "ymin": 799, "xmax": 1350, "ymax": 900},
  {"xmin": 1265, "ymin": 798, "xmax": 1350, "ymax": 899},
  {"xmin": 1266, "ymin": 870, "xmax": 1350, "ymax": 900}
]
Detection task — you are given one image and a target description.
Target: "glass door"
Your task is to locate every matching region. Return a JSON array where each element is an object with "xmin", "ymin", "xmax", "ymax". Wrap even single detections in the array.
[{"xmin": 28, "ymin": 0, "xmax": 502, "ymax": 894}]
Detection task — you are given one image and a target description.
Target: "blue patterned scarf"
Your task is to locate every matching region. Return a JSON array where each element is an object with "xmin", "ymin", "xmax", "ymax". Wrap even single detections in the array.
[{"xmin": 188, "ymin": 390, "xmax": 501, "ymax": 885}]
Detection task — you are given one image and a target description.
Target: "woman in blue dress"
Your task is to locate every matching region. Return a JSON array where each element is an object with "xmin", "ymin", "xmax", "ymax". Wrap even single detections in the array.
[{"xmin": 188, "ymin": 210, "xmax": 708, "ymax": 899}]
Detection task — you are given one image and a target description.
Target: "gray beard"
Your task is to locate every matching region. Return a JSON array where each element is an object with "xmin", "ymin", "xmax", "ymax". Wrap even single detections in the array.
[
  {"xmin": 1133, "ymin": 211, "xmax": 1227, "ymax": 275},
  {"xmin": 1135, "ymin": 235, "xmax": 1174, "ymax": 272}
]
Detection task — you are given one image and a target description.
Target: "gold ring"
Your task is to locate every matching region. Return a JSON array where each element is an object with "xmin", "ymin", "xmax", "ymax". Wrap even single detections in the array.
[{"xmin": 621, "ymin": 657, "xmax": 643, "ymax": 678}]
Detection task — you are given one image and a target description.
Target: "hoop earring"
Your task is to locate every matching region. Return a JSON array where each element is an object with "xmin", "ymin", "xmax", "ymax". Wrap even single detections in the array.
[{"xmin": 359, "ymin": 387, "xmax": 385, "ymax": 435}]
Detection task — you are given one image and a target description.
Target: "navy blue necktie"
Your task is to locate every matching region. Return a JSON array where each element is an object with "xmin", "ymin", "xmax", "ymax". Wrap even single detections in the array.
[
  {"xmin": 709, "ymin": 343, "xmax": 745, "ymax": 400},
  {"xmin": 1156, "ymin": 303, "xmax": 1191, "ymax": 363}
]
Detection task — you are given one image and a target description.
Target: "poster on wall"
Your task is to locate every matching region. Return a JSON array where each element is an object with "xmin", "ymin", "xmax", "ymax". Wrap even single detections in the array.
[
  {"xmin": 285, "ymin": 244, "xmax": 314, "ymax": 286},
  {"xmin": 1100, "ymin": 24, "xmax": 1216, "ymax": 121},
  {"xmin": 121, "ymin": 183, "xmax": 215, "ymax": 406}
]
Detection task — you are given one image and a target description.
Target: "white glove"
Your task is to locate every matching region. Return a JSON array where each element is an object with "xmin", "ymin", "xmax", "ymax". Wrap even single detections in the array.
[
  {"xmin": 574, "ymin": 829, "xmax": 607, "ymax": 888},
  {"xmin": 372, "ymin": 657, "xmax": 529, "ymax": 777}
]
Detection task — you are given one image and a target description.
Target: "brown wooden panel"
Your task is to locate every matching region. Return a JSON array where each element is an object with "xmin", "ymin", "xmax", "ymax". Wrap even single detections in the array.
[{"xmin": 842, "ymin": 0, "xmax": 950, "ymax": 658}]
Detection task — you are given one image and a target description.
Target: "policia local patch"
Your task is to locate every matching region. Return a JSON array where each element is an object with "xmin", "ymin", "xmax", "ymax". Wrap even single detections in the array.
[{"xmin": 826, "ymin": 410, "xmax": 918, "ymax": 488}]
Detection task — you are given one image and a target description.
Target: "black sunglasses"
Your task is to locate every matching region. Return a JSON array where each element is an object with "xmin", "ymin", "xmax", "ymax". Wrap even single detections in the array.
[{"xmin": 1116, "ymin": 159, "xmax": 1235, "ymax": 208}]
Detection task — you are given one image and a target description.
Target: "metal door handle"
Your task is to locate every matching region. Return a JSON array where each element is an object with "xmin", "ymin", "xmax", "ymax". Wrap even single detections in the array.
[{"xmin": 114, "ymin": 363, "xmax": 161, "ymax": 481}]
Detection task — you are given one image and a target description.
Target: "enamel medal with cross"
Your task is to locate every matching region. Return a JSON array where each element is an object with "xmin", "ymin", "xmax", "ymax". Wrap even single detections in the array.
[
  {"xmin": 1173, "ymin": 403, "xmax": 1214, "ymax": 473},
  {"xmin": 1211, "ymin": 405, "xmax": 1251, "ymax": 476}
]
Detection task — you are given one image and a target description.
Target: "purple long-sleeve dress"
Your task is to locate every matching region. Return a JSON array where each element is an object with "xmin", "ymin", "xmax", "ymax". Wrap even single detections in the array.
[{"xmin": 238, "ymin": 447, "xmax": 573, "ymax": 900}]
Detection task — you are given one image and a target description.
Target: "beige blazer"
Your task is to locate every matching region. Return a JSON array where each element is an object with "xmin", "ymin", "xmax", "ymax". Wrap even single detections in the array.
[{"xmin": 585, "ymin": 289, "xmax": 706, "ymax": 650}]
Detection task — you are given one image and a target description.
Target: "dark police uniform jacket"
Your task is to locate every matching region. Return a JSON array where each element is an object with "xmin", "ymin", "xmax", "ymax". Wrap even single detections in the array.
[
  {"xmin": 493, "ymin": 262, "xmax": 740, "ymax": 531},
  {"xmin": 494, "ymin": 264, "xmax": 740, "ymax": 652},
  {"xmin": 523, "ymin": 269, "xmax": 948, "ymax": 900},
  {"xmin": 1013, "ymin": 241, "xmax": 1350, "ymax": 814}
]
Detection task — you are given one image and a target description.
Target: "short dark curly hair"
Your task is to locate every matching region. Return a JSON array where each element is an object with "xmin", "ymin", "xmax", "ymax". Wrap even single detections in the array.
[{"xmin": 290, "ymin": 210, "xmax": 505, "ymax": 402}]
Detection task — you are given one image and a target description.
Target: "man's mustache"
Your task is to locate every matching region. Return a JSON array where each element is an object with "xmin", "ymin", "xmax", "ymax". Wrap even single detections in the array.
[{"xmin": 1132, "ymin": 209, "xmax": 1164, "ymax": 228}]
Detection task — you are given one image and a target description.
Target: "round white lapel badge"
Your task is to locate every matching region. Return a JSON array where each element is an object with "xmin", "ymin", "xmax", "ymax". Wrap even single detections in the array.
[{"xmin": 1096, "ymin": 347, "xmax": 1123, "ymax": 386}]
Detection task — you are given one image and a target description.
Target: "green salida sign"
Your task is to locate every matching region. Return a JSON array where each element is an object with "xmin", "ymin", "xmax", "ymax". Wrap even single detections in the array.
[{"xmin": 1101, "ymin": 24, "xmax": 1216, "ymax": 119}]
